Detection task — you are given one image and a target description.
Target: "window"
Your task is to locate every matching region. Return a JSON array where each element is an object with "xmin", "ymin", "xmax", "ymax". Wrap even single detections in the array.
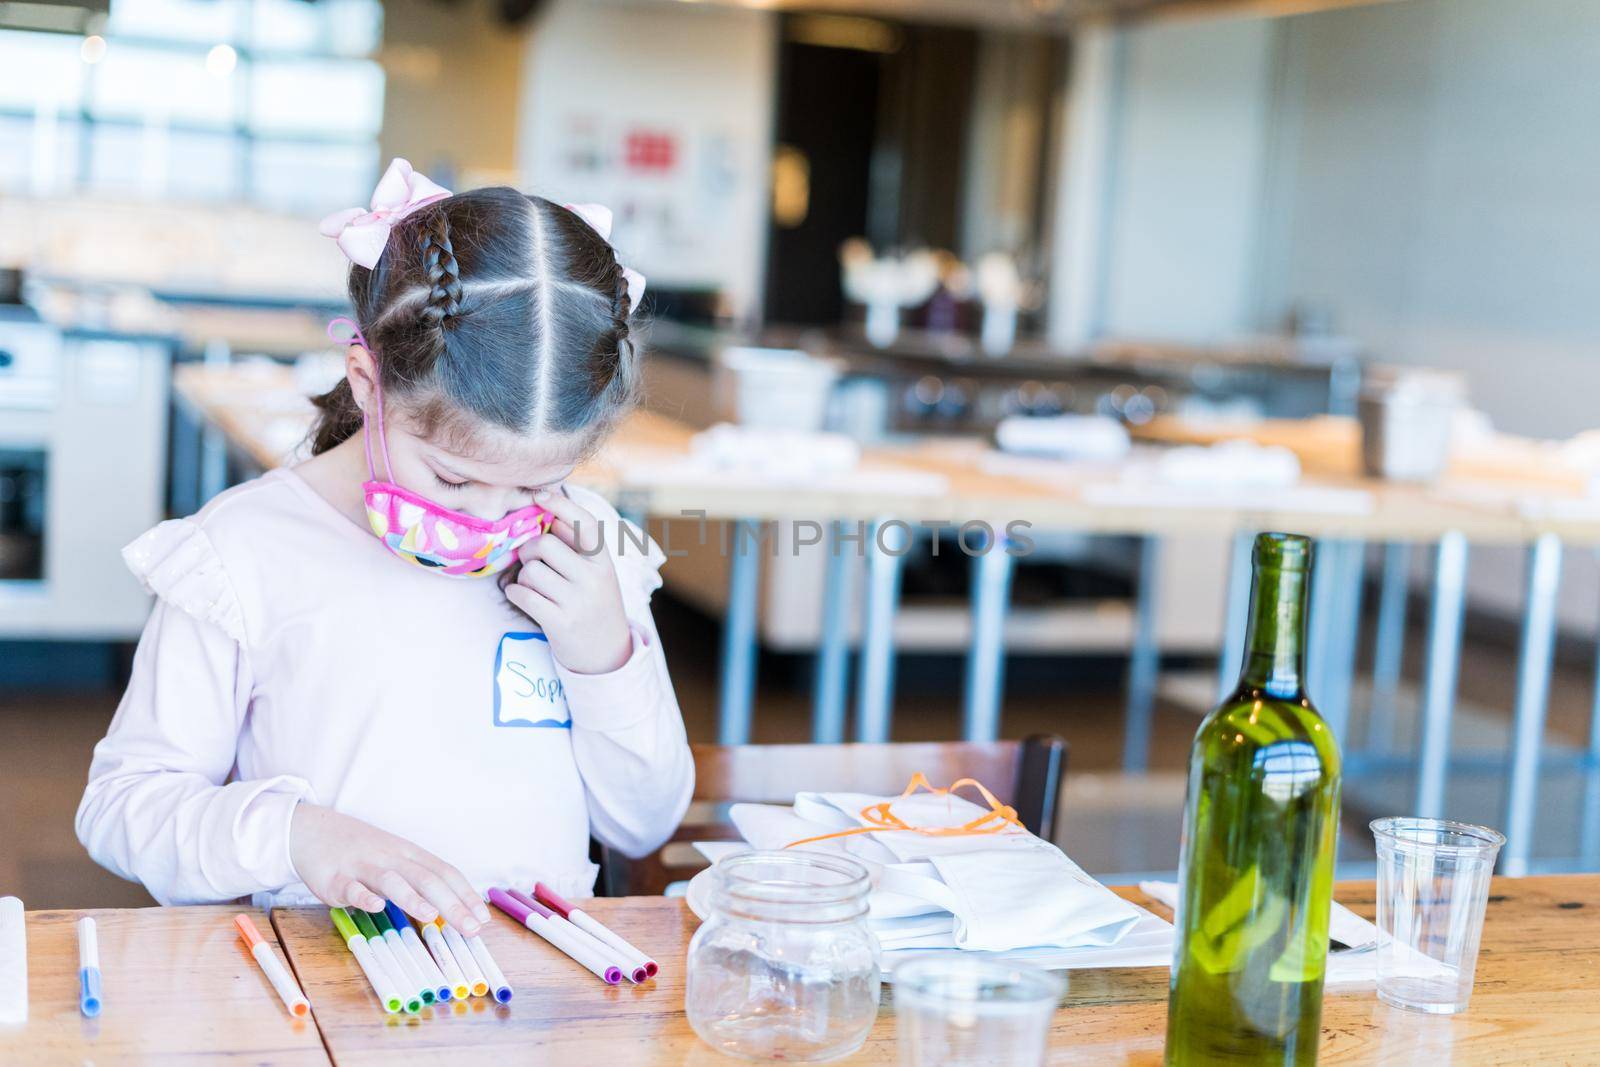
[{"xmin": 0, "ymin": 0, "xmax": 385, "ymax": 206}]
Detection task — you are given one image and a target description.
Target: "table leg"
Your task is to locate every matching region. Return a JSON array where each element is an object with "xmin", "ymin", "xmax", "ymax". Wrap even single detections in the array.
[
  {"xmin": 200, "ymin": 425, "xmax": 228, "ymax": 505},
  {"xmin": 717, "ymin": 519, "xmax": 761, "ymax": 746},
  {"xmin": 1367, "ymin": 541, "xmax": 1413, "ymax": 753},
  {"xmin": 1308, "ymin": 539, "xmax": 1363, "ymax": 744},
  {"xmin": 1583, "ymin": 574, "xmax": 1600, "ymax": 868},
  {"xmin": 1217, "ymin": 529, "xmax": 1254, "ymax": 700},
  {"xmin": 1503, "ymin": 533, "xmax": 1563, "ymax": 876},
  {"xmin": 170, "ymin": 399, "xmax": 201, "ymax": 517},
  {"xmin": 812, "ymin": 521, "xmax": 853, "ymax": 745},
  {"xmin": 855, "ymin": 519, "xmax": 910, "ymax": 744},
  {"xmin": 963, "ymin": 535, "xmax": 1015, "ymax": 743},
  {"xmin": 1122, "ymin": 536, "xmax": 1161, "ymax": 773},
  {"xmin": 1416, "ymin": 532, "xmax": 1468, "ymax": 820}
]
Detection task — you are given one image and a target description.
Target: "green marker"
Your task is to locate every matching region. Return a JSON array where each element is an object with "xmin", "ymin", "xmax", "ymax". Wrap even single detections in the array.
[
  {"xmin": 370, "ymin": 909, "xmax": 434, "ymax": 1004},
  {"xmin": 353, "ymin": 911, "xmax": 421, "ymax": 1013},
  {"xmin": 330, "ymin": 907, "xmax": 403, "ymax": 1013}
]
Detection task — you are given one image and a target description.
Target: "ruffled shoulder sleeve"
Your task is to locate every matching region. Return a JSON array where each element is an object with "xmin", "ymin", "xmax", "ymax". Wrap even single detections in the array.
[{"xmin": 122, "ymin": 519, "xmax": 248, "ymax": 645}]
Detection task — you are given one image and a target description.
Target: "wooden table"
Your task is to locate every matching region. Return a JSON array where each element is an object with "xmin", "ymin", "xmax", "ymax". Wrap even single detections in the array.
[
  {"xmin": 260, "ymin": 876, "xmax": 1600, "ymax": 1066},
  {"xmin": 0, "ymin": 906, "xmax": 329, "ymax": 1065}
]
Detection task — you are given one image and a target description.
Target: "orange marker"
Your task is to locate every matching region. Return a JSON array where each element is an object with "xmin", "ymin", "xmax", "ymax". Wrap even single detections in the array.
[{"xmin": 235, "ymin": 914, "xmax": 310, "ymax": 1018}]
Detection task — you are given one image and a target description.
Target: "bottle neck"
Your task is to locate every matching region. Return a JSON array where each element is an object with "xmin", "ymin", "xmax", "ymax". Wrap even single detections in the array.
[{"xmin": 1237, "ymin": 563, "xmax": 1308, "ymax": 699}]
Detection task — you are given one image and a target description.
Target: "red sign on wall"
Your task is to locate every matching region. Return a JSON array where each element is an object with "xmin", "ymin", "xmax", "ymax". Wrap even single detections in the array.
[{"xmin": 624, "ymin": 129, "xmax": 677, "ymax": 173}]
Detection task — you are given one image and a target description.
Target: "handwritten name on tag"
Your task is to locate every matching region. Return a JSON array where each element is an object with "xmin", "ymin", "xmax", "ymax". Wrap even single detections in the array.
[{"xmin": 493, "ymin": 632, "xmax": 570, "ymax": 728}]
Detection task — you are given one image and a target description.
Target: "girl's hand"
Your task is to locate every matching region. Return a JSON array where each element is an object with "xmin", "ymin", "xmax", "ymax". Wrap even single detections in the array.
[
  {"xmin": 505, "ymin": 491, "xmax": 632, "ymax": 675},
  {"xmin": 289, "ymin": 803, "xmax": 491, "ymax": 935}
]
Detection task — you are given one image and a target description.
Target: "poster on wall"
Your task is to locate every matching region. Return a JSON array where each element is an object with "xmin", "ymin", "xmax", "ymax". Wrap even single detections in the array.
[{"xmin": 544, "ymin": 112, "xmax": 747, "ymax": 316}]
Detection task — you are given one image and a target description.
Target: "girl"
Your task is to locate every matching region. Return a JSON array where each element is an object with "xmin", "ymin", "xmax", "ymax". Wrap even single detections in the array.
[{"xmin": 76, "ymin": 160, "xmax": 693, "ymax": 937}]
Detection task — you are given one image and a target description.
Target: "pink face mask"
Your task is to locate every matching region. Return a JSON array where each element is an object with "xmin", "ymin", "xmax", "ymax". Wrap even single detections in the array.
[{"xmin": 329, "ymin": 318, "xmax": 553, "ymax": 579}]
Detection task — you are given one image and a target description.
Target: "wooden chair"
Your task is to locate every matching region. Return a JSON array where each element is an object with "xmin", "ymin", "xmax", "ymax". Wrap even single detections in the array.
[{"xmin": 595, "ymin": 735, "xmax": 1067, "ymax": 897}]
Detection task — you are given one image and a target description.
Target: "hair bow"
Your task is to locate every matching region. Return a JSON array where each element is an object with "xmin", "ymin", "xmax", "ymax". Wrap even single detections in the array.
[
  {"xmin": 565, "ymin": 202, "xmax": 648, "ymax": 313},
  {"xmin": 320, "ymin": 158, "xmax": 451, "ymax": 270}
]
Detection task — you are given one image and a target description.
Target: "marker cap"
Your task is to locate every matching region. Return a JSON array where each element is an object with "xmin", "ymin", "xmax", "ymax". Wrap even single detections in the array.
[
  {"xmin": 330, "ymin": 907, "xmax": 360, "ymax": 942},
  {"xmin": 370, "ymin": 908, "xmax": 395, "ymax": 934},
  {"xmin": 507, "ymin": 887, "xmax": 552, "ymax": 920},
  {"xmin": 234, "ymin": 913, "xmax": 266, "ymax": 948},
  {"xmin": 533, "ymin": 882, "xmax": 575, "ymax": 918},
  {"xmin": 486, "ymin": 888, "xmax": 531, "ymax": 926},
  {"xmin": 352, "ymin": 910, "xmax": 382, "ymax": 941},
  {"xmin": 382, "ymin": 900, "xmax": 415, "ymax": 933}
]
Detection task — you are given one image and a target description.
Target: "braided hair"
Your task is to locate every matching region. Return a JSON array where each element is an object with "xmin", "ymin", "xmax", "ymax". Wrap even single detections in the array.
[{"xmin": 310, "ymin": 188, "xmax": 640, "ymax": 456}]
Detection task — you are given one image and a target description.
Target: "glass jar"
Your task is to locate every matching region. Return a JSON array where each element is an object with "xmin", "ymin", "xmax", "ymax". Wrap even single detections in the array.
[{"xmin": 686, "ymin": 850, "xmax": 881, "ymax": 1061}]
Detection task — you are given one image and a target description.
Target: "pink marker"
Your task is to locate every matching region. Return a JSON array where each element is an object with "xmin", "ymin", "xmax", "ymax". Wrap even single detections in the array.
[
  {"xmin": 534, "ymin": 883, "xmax": 656, "ymax": 983},
  {"xmin": 486, "ymin": 888, "xmax": 621, "ymax": 984}
]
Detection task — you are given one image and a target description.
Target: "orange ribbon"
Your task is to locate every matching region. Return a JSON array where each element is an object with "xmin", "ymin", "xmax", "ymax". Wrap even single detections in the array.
[{"xmin": 784, "ymin": 772, "xmax": 1024, "ymax": 849}]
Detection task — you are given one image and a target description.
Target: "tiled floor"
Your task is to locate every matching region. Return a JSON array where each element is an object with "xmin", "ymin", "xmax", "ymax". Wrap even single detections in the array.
[{"xmin": 3, "ymin": 593, "xmax": 1595, "ymax": 908}]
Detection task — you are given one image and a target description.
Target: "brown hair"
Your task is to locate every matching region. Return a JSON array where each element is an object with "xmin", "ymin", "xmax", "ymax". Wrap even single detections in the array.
[{"xmin": 311, "ymin": 187, "xmax": 640, "ymax": 457}]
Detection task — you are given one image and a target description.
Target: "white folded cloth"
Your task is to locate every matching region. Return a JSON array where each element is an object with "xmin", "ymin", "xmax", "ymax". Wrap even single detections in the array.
[
  {"xmin": 691, "ymin": 422, "xmax": 860, "ymax": 475},
  {"xmin": 994, "ymin": 415, "xmax": 1130, "ymax": 461},
  {"xmin": 725, "ymin": 787, "xmax": 1147, "ymax": 954},
  {"xmin": 1154, "ymin": 440, "xmax": 1301, "ymax": 488}
]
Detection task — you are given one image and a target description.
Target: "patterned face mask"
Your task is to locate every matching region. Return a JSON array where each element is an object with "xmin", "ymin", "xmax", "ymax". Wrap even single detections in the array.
[{"xmin": 330, "ymin": 318, "xmax": 553, "ymax": 579}]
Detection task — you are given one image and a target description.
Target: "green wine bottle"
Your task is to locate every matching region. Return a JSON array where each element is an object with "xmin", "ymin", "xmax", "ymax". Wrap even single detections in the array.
[{"xmin": 1164, "ymin": 533, "xmax": 1341, "ymax": 1066}]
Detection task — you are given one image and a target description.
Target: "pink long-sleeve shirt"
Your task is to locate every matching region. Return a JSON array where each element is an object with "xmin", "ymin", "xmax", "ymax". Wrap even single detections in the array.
[{"xmin": 76, "ymin": 468, "xmax": 693, "ymax": 908}]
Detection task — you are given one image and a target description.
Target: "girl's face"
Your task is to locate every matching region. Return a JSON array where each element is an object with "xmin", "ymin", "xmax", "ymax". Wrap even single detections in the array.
[{"xmin": 347, "ymin": 346, "xmax": 577, "ymax": 521}]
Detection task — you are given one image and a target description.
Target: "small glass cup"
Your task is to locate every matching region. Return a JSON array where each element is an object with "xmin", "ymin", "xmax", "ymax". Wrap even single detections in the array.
[
  {"xmin": 1370, "ymin": 817, "xmax": 1506, "ymax": 1015},
  {"xmin": 894, "ymin": 956, "xmax": 1063, "ymax": 1067}
]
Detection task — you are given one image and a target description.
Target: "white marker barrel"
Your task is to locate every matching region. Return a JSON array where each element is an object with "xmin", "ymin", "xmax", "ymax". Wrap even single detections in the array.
[
  {"xmin": 0, "ymin": 897, "xmax": 26, "ymax": 1025},
  {"xmin": 421, "ymin": 922, "xmax": 469, "ymax": 1000},
  {"xmin": 346, "ymin": 935, "xmax": 402, "ymax": 1014},
  {"xmin": 440, "ymin": 923, "xmax": 488, "ymax": 996},
  {"xmin": 465, "ymin": 934, "xmax": 513, "ymax": 1003},
  {"xmin": 399, "ymin": 924, "xmax": 450, "ymax": 1001}
]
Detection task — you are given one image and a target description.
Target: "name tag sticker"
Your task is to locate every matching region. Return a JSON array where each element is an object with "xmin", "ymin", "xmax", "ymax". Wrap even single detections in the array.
[{"xmin": 493, "ymin": 632, "xmax": 571, "ymax": 728}]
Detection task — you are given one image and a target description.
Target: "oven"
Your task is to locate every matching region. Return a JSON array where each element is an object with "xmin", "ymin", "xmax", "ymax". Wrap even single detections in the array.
[{"xmin": 0, "ymin": 307, "xmax": 171, "ymax": 640}]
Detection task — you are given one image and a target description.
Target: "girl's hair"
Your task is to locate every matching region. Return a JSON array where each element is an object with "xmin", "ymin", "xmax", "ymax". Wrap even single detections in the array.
[{"xmin": 310, "ymin": 187, "xmax": 640, "ymax": 457}]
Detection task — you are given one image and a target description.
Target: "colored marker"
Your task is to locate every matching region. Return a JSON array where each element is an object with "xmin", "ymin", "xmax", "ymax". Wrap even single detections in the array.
[
  {"xmin": 488, "ymin": 888, "xmax": 620, "ymax": 984},
  {"xmin": 420, "ymin": 919, "xmax": 470, "ymax": 1001},
  {"xmin": 383, "ymin": 901, "xmax": 451, "ymax": 1003},
  {"xmin": 511, "ymin": 888, "xmax": 628, "ymax": 980},
  {"xmin": 437, "ymin": 920, "xmax": 489, "ymax": 997},
  {"xmin": 0, "ymin": 896, "xmax": 27, "ymax": 1025},
  {"xmin": 352, "ymin": 910, "xmax": 420, "ymax": 1013},
  {"xmin": 77, "ymin": 917, "xmax": 102, "ymax": 1017},
  {"xmin": 331, "ymin": 908, "xmax": 402, "ymax": 1013},
  {"xmin": 234, "ymin": 914, "xmax": 309, "ymax": 1018},
  {"xmin": 465, "ymin": 932, "xmax": 513, "ymax": 1004},
  {"xmin": 371, "ymin": 907, "xmax": 433, "ymax": 1004},
  {"xmin": 535, "ymin": 882, "xmax": 656, "ymax": 982}
]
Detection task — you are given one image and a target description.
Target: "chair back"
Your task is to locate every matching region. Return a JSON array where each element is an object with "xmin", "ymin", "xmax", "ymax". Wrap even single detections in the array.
[{"xmin": 596, "ymin": 734, "xmax": 1066, "ymax": 896}]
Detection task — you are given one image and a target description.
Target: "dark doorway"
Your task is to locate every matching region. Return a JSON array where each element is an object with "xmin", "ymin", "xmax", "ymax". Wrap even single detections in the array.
[
  {"xmin": 763, "ymin": 16, "xmax": 980, "ymax": 328},
  {"xmin": 763, "ymin": 25, "xmax": 882, "ymax": 326}
]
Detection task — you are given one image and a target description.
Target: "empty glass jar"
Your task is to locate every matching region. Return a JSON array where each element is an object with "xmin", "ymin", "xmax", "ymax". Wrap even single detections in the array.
[{"xmin": 686, "ymin": 850, "xmax": 881, "ymax": 1061}]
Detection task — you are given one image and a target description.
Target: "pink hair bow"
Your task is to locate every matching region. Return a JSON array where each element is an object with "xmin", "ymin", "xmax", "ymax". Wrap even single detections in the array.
[
  {"xmin": 320, "ymin": 158, "xmax": 451, "ymax": 270},
  {"xmin": 566, "ymin": 202, "xmax": 648, "ymax": 312}
]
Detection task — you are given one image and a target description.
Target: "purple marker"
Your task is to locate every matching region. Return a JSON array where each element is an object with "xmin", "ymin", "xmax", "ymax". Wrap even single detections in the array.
[
  {"xmin": 487, "ymin": 888, "xmax": 621, "ymax": 984},
  {"xmin": 535, "ymin": 883, "xmax": 656, "ymax": 983}
]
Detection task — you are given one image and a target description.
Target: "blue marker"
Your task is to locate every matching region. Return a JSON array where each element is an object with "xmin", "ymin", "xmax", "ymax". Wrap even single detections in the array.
[{"xmin": 77, "ymin": 916, "xmax": 102, "ymax": 1017}]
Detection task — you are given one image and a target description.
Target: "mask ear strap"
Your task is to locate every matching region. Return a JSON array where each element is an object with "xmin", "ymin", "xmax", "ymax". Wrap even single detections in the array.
[{"xmin": 328, "ymin": 317, "xmax": 392, "ymax": 482}]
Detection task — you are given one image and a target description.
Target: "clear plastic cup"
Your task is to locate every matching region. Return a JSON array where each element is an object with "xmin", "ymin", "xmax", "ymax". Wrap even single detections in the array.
[
  {"xmin": 1370, "ymin": 817, "xmax": 1506, "ymax": 1015},
  {"xmin": 894, "ymin": 956, "xmax": 1063, "ymax": 1067}
]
